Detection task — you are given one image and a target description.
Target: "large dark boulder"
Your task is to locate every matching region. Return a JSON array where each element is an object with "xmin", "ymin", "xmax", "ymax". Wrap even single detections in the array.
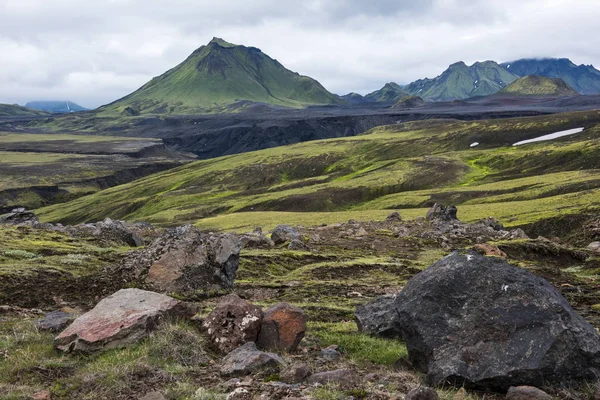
[{"xmin": 355, "ymin": 251, "xmax": 600, "ymax": 390}]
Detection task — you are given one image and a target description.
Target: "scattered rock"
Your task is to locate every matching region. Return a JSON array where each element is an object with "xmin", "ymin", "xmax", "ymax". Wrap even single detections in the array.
[
  {"xmin": 306, "ymin": 369, "xmax": 355, "ymax": 388},
  {"xmin": 426, "ymin": 203, "xmax": 458, "ymax": 221},
  {"xmin": 356, "ymin": 251, "xmax": 600, "ymax": 390},
  {"xmin": 405, "ymin": 386, "xmax": 439, "ymax": 400},
  {"xmin": 203, "ymin": 294, "xmax": 263, "ymax": 354},
  {"xmin": 473, "ymin": 243, "xmax": 507, "ymax": 258},
  {"xmin": 287, "ymin": 239, "xmax": 309, "ymax": 251},
  {"xmin": 355, "ymin": 294, "xmax": 399, "ymax": 337},
  {"xmin": 54, "ymin": 288, "xmax": 193, "ymax": 352},
  {"xmin": 476, "ymin": 217, "xmax": 504, "ymax": 231},
  {"xmin": 36, "ymin": 310, "xmax": 74, "ymax": 332},
  {"xmin": 588, "ymin": 241, "xmax": 600, "ymax": 254},
  {"xmin": 220, "ymin": 342, "xmax": 285, "ymax": 377},
  {"xmin": 257, "ymin": 302, "xmax": 307, "ymax": 352},
  {"xmin": 280, "ymin": 363, "xmax": 311, "ymax": 384},
  {"xmin": 0, "ymin": 208, "xmax": 39, "ymax": 226},
  {"xmin": 506, "ymin": 386, "xmax": 552, "ymax": 400},
  {"xmin": 139, "ymin": 392, "xmax": 167, "ymax": 400},
  {"xmin": 240, "ymin": 232, "xmax": 275, "ymax": 249},
  {"xmin": 386, "ymin": 212, "xmax": 402, "ymax": 222},
  {"xmin": 271, "ymin": 225, "xmax": 301, "ymax": 245},
  {"xmin": 114, "ymin": 225, "xmax": 242, "ymax": 295}
]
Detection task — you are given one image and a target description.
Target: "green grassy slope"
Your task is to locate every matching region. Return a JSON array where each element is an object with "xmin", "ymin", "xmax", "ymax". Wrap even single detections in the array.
[
  {"xmin": 500, "ymin": 75, "xmax": 579, "ymax": 96},
  {"xmin": 0, "ymin": 103, "xmax": 48, "ymax": 117},
  {"xmin": 36, "ymin": 111, "xmax": 600, "ymax": 235},
  {"xmin": 404, "ymin": 61, "xmax": 518, "ymax": 101},
  {"xmin": 364, "ymin": 82, "xmax": 409, "ymax": 103},
  {"xmin": 99, "ymin": 37, "xmax": 343, "ymax": 115}
]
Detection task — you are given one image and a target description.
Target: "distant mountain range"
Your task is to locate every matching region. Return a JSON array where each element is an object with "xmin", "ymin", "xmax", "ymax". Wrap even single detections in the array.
[
  {"xmin": 25, "ymin": 101, "xmax": 88, "ymax": 113},
  {"xmin": 100, "ymin": 37, "xmax": 342, "ymax": 115},
  {"xmin": 362, "ymin": 58, "xmax": 599, "ymax": 103}
]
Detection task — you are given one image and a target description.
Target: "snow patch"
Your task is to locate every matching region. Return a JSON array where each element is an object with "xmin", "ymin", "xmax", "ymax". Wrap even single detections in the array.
[
  {"xmin": 513, "ymin": 127, "xmax": 585, "ymax": 146},
  {"xmin": 470, "ymin": 142, "xmax": 480, "ymax": 148}
]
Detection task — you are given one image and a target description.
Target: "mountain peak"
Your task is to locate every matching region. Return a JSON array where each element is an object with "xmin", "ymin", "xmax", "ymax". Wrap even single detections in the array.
[
  {"xmin": 208, "ymin": 37, "xmax": 236, "ymax": 48},
  {"xmin": 500, "ymin": 75, "xmax": 579, "ymax": 96}
]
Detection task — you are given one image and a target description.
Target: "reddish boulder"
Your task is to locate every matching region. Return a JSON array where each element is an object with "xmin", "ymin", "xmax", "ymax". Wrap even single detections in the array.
[
  {"xmin": 257, "ymin": 302, "xmax": 307, "ymax": 352},
  {"xmin": 54, "ymin": 288, "xmax": 193, "ymax": 352},
  {"xmin": 203, "ymin": 294, "xmax": 263, "ymax": 354}
]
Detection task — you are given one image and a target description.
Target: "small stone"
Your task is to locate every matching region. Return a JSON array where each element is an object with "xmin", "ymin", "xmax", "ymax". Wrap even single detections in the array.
[
  {"xmin": 405, "ymin": 386, "xmax": 439, "ymax": 400},
  {"xmin": 139, "ymin": 392, "xmax": 167, "ymax": 400},
  {"xmin": 288, "ymin": 239, "xmax": 309, "ymax": 251},
  {"xmin": 271, "ymin": 225, "xmax": 301, "ymax": 245},
  {"xmin": 31, "ymin": 390, "xmax": 52, "ymax": 400},
  {"xmin": 203, "ymin": 294, "xmax": 263, "ymax": 354},
  {"xmin": 319, "ymin": 347, "xmax": 341, "ymax": 361},
  {"xmin": 280, "ymin": 363, "xmax": 311, "ymax": 384},
  {"xmin": 473, "ymin": 243, "xmax": 507, "ymax": 258},
  {"xmin": 588, "ymin": 241, "xmax": 600, "ymax": 253},
  {"xmin": 257, "ymin": 302, "xmax": 307, "ymax": 352},
  {"xmin": 386, "ymin": 212, "xmax": 402, "ymax": 222},
  {"xmin": 306, "ymin": 369, "xmax": 355, "ymax": 388},
  {"xmin": 227, "ymin": 388, "xmax": 252, "ymax": 400},
  {"xmin": 36, "ymin": 311, "xmax": 74, "ymax": 332},
  {"xmin": 220, "ymin": 342, "xmax": 285, "ymax": 377},
  {"xmin": 506, "ymin": 386, "xmax": 552, "ymax": 400}
]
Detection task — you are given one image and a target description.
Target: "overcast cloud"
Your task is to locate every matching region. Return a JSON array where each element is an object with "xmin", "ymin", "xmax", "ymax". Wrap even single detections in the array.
[{"xmin": 1, "ymin": 0, "xmax": 599, "ymax": 108}]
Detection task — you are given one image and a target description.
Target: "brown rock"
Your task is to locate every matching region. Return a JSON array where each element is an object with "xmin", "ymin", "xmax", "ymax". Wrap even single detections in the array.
[
  {"xmin": 203, "ymin": 294, "xmax": 263, "ymax": 354},
  {"xmin": 54, "ymin": 288, "xmax": 192, "ymax": 352},
  {"xmin": 306, "ymin": 369, "xmax": 355, "ymax": 388},
  {"xmin": 406, "ymin": 387, "xmax": 439, "ymax": 400},
  {"xmin": 257, "ymin": 302, "xmax": 307, "ymax": 352},
  {"xmin": 280, "ymin": 363, "xmax": 311, "ymax": 383},
  {"xmin": 473, "ymin": 243, "xmax": 507, "ymax": 258},
  {"xmin": 506, "ymin": 386, "xmax": 552, "ymax": 400},
  {"xmin": 31, "ymin": 390, "xmax": 52, "ymax": 400}
]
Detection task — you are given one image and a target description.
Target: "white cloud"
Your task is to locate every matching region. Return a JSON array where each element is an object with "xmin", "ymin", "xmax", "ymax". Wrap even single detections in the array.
[{"xmin": 0, "ymin": 0, "xmax": 599, "ymax": 108}]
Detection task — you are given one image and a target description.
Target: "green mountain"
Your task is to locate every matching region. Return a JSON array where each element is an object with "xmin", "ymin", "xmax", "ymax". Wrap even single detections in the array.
[
  {"xmin": 0, "ymin": 103, "xmax": 49, "ymax": 117},
  {"xmin": 364, "ymin": 82, "xmax": 409, "ymax": 103},
  {"xmin": 25, "ymin": 101, "xmax": 88, "ymax": 113},
  {"xmin": 499, "ymin": 75, "xmax": 579, "ymax": 96},
  {"xmin": 391, "ymin": 95, "xmax": 426, "ymax": 109},
  {"xmin": 100, "ymin": 37, "xmax": 343, "ymax": 115},
  {"xmin": 341, "ymin": 92, "xmax": 366, "ymax": 104},
  {"xmin": 501, "ymin": 58, "xmax": 600, "ymax": 95},
  {"xmin": 404, "ymin": 61, "xmax": 519, "ymax": 101}
]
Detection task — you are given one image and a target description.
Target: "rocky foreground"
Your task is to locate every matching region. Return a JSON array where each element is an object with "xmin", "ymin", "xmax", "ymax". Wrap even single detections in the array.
[{"xmin": 1, "ymin": 205, "xmax": 600, "ymax": 399}]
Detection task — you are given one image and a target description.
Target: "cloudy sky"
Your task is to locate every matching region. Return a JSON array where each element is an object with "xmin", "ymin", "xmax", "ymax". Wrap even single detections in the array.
[{"xmin": 1, "ymin": 0, "xmax": 599, "ymax": 108}]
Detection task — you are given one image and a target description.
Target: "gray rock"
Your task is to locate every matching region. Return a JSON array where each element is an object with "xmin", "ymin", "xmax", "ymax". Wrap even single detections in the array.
[
  {"xmin": 0, "ymin": 208, "xmax": 39, "ymax": 226},
  {"xmin": 509, "ymin": 228, "xmax": 530, "ymax": 240},
  {"xmin": 475, "ymin": 217, "xmax": 504, "ymax": 231},
  {"xmin": 287, "ymin": 239, "xmax": 308, "ymax": 251},
  {"xmin": 355, "ymin": 294, "xmax": 399, "ymax": 337},
  {"xmin": 588, "ymin": 241, "xmax": 600, "ymax": 254},
  {"xmin": 54, "ymin": 288, "xmax": 194, "ymax": 352},
  {"xmin": 386, "ymin": 211, "xmax": 402, "ymax": 222},
  {"xmin": 319, "ymin": 347, "xmax": 341, "ymax": 362},
  {"xmin": 405, "ymin": 387, "xmax": 439, "ymax": 400},
  {"xmin": 506, "ymin": 386, "xmax": 553, "ymax": 400},
  {"xmin": 92, "ymin": 218, "xmax": 144, "ymax": 247},
  {"xmin": 306, "ymin": 369, "xmax": 355, "ymax": 388},
  {"xmin": 220, "ymin": 342, "xmax": 285, "ymax": 377},
  {"xmin": 355, "ymin": 251, "xmax": 600, "ymax": 390},
  {"xmin": 240, "ymin": 233, "xmax": 275, "ymax": 249},
  {"xmin": 36, "ymin": 311, "xmax": 74, "ymax": 332},
  {"xmin": 271, "ymin": 225, "xmax": 301, "ymax": 245},
  {"xmin": 425, "ymin": 203, "xmax": 458, "ymax": 221},
  {"xmin": 280, "ymin": 363, "xmax": 311, "ymax": 384},
  {"xmin": 226, "ymin": 388, "xmax": 252, "ymax": 400},
  {"xmin": 203, "ymin": 294, "xmax": 263, "ymax": 354},
  {"xmin": 114, "ymin": 225, "xmax": 242, "ymax": 296}
]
